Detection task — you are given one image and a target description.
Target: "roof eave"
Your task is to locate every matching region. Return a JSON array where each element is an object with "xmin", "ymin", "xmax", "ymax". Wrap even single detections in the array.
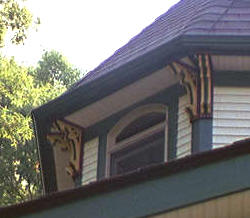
[
  {"xmin": 32, "ymin": 37, "xmax": 187, "ymax": 122},
  {"xmin": 181, "ymin": 34, "xmax": 250, "ymax": 54},
  {"xmin": 32, "ymin": 34, "xmax": 250, "ymax": 122}
]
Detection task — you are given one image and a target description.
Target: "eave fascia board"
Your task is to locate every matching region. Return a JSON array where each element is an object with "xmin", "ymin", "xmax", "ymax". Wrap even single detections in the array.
[
  {"xmin": 32, "ymin": 37, "xmax": 187, "ymax": 122},
  {"xmin": 32, "ymin": 34, "xmax": 250, "ymax": 123},
  {"xmin": 31, "ymin": 111, "xmax": 58, "ymax": 193},
  {"xmin": 181, "ymin": 35, "xmax": 250, "ymax": 55}
]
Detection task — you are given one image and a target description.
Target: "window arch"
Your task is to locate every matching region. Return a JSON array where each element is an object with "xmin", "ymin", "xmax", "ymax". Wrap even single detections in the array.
[{"xmin": 106, "ymin": 104, "xmax": 168, "ymax": 176}]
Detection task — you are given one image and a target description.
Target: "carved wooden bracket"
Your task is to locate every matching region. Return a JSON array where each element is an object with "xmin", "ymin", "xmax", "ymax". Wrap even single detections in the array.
[
  {"xmin": 47, "ymin": 120, "xmax": 83, "ymax": 179},
  {"xmin": 172, "ymin": 54, "xmax": 213, "ymax": 121}
]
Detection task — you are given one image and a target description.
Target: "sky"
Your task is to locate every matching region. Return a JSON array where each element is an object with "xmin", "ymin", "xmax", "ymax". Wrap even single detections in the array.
[{"xmin": 2, "ymin": 0, "xmax": 180, "ymax": 72}]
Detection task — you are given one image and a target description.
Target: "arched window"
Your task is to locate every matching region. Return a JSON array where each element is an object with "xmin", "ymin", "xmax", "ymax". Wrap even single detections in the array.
[{"xmin": 106, "ymin": 104, "xmax": 168, "ymax": 176}]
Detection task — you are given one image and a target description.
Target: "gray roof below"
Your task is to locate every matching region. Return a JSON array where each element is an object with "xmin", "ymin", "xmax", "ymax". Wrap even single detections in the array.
[{"xmin": 74, "ymin": 0, "xmax": 250, "ymax": 88}]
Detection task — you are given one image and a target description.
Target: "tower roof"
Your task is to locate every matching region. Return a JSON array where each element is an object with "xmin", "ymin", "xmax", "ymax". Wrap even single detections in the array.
[
  {"xmin": 74, "ymin": 0, "xmax": 250, "ymax": 88},
  {"xmin": 33, "ymin": 0, "xmax": 250, "ymax": 120}
]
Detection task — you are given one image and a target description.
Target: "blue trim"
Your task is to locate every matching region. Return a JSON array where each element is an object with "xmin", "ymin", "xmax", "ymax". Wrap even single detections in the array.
[
  {"xmin": 33, "ymin": 35, "xmax": 250, "ymax": 121},
  {"xmin": 192, "ymin": 119, "xmax": 213, "ymax": 153},
  {"xmin": 214, "ymin": 71, "xmax": 250, "ymax": 87},
  {"xmin": 24, "ymin": 153, "xmax": 250, "ymax": 218},
  {"xmin": 97, "ymin": 134, "xmax": 107, "ymax": 180},
  {"xmin": 34, "ymin": 118, "xmax": 57, "ymax": 193},
  {"xmin": 85, "ymin": 84, "xmax": 185, "ymax": 141},
  {"xmin": 33, "ymin": 40, "xmax": 187, "ymax": 121},
  {"xmin": 167, "ymin": 98, "xmax": 178, "ymax": 160}
]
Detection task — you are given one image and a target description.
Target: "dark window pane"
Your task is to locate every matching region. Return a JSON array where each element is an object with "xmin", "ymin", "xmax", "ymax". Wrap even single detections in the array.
[
  {"xmin": 116, "ymin": 112, "xmax": 165, "ymax": 142},
  {"xmin": 111, "ymin": 131, "xmax": 164, "ymax": 176}
]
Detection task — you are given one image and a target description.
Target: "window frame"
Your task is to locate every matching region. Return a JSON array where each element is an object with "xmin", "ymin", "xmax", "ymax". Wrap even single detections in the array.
[{"xmin": 106, "ymin": 104, "xmax": 168, "ymax": 177}]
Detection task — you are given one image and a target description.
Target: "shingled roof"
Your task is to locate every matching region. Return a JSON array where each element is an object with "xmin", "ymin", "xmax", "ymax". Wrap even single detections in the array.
[
  {"xmin": 74, "ymin": 0, "xmax": 250, "ymax": 88},
  {"xmin": 31, "ymin": 0, "xmax": 250, "ymax": 195},
  {"xmin": 33, "ymin": 0, "xmax": 250, "ymax": 121}
]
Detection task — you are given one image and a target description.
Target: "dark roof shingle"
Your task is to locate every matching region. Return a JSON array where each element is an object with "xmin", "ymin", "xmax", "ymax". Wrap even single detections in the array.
[{"xmin": 73, "ymin": 0, "xmax": 250, "ymax": 88}]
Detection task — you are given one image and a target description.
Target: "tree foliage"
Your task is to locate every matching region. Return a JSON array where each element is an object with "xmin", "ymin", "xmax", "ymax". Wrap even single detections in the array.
[
  {"xmin": 0, "ymin": 56, "xmax": 68, "ymax": 205},
  {"xmin": 0, "ymin": 0, "xmax": 36, "ymax": 47},
  {"xmin": 34, "ymin": 50, "xmax": 80, "ymax": 88},
  {"xmin": 0, "ymin": 52, "xmax": 80, "ymax": 205},
  {"xmin": 0, "ymin": 0, "xmax": 81, "ymax": 206}
]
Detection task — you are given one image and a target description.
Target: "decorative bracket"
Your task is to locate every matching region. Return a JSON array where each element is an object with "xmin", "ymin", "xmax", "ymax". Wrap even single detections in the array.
[
  {"xmin": 47, "ymin": 119, "xmax": 83, "ymax": 179},
  {"xmin": 171, "ymin": 54, "xmax": 213, "ymax": 121}
]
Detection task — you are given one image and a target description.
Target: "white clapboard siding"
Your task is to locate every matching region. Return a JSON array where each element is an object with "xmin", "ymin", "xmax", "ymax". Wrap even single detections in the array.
[
  {"xmin": 81, "ymin": 137, "xmax": 99, "ymax": 185},
  {"xmin": 213, "ymin": 87, "xmax": 250, "ymax": 149},
  {"xmin": 176, "ymin": 95, "xmax": 192, "ymax": 158}
]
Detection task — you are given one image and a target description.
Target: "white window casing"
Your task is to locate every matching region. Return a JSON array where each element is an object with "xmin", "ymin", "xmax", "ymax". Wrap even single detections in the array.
[{"xmin": 106, "ymin": 104, "xmax": 168, "ymax": 177}]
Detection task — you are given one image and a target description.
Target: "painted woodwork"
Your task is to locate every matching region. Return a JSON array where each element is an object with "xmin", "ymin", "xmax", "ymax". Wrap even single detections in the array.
[
  {"xmin": 176, "ymin": 95, "xmax": 192, "ymax": 158},
  {"xmin": 212, "ymin": 55, "xmax": 250, "ymax": 71},
  {"xmin": 106, "ymin": 104, "xmax": 167, "ymax": 176},
  {"xmin": 81, "ymin": 137, "xmax": 99, "ymax": 185},
  {"xmin": 52, "ymin": 144, "xmax": 75, "ymax": 190},
  {"xmin": 171, "ymin": 54, "xmax": 213, "ymax": 122},
  {"xmin": 19, "ymin": 152, "xmax": 250, "ymax": 218},
  {"xmin": 65, "ymin": 66, "xmax": 178, "ymax": 128},
  {"xmin": 213, "ymin": 87, "xmax": 250, "ymax": 148},
  {"xmin": 81, "ymin": 86, "xmax": 181, "ymax": 180},
  {"xmin": 150, "ymin": 189, "xmax": 250, "ymax": 218},
  {"xmin": 47, "ymin": 120, "xmax": 83, "ymax": 179}
]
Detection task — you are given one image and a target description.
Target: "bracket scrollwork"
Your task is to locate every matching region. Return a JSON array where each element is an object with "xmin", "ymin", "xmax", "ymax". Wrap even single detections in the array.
[
  {"xmin": 172, "ymin": 54, "xmax": 213, "ymax": 121},
  {"xmin": 47, "ymin": 120, "xmax": 83, "ymax": 179}
]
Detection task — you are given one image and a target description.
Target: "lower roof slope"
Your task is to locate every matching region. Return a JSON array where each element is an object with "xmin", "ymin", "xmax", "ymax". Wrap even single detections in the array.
[{"xmin": 2, "ymin": 138, "xmax": 250, "ymax": 218}]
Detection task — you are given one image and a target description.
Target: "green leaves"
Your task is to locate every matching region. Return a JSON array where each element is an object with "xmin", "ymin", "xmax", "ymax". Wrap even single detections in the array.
[
  {"xmin": 0, "ymin": 53, "xmax": 80, "ymax": 205},
  {"xmin": 0, "ymin": 58, "xmax": 41, "ymax": 204},
  {"xmin": 34, "ymin": 50, "xmax": 81, "ymax": 88},
  {"xmin": 0, "ymin": 0, "xmax": 81, "ymax": 203},
  {"xmin": 0, "ymin": 57, "xmax": 33, "ymax": 145},
  {"xmin": 0, "ymin": 139, "xmax": 42, "ymax": 205},
  {"xmin": 0, "ymin": 0, "xmax": 70, "ymax": 206},
  {"xmin": 0, "ymin": 107, "xmax": 32, "ymax": 145},
  {"xmin": 0, "ymin": 0, "xmax": 33, "ymax": 47}
]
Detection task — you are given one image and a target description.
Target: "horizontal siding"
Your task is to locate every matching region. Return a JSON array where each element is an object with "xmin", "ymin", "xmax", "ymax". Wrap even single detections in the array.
[
  {"xmin": 150, "ymin": 189, "xmax": 250, "ymax": 218},
  {"xmin": 212, "ymin": 55, "xmax": 250, "ymax": 71},
  {"xmin": 176, "ymin": 95, "xmax": 192, "ymax": 158},
  {"xmin": 81, "ymin": 137, "xmax": 99, "ymax": 185},
  {"xmin": 213, "ymin": 87, "xmax": 250, "ymax": 149}
]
